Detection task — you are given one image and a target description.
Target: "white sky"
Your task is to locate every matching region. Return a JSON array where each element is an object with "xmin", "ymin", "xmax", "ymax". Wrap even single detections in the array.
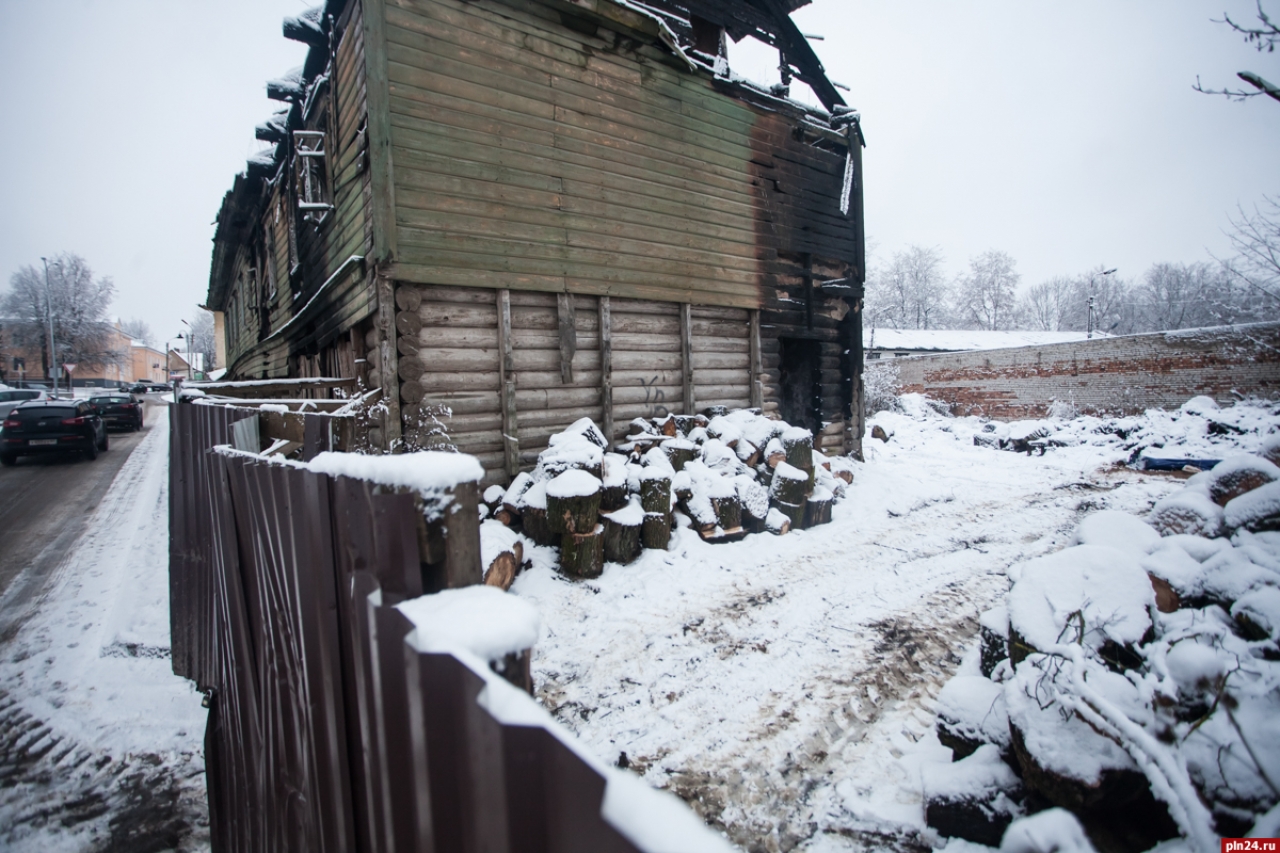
[{"xmin": 0, "ymin": 1, "xmax": 1277, "ymax": 346}]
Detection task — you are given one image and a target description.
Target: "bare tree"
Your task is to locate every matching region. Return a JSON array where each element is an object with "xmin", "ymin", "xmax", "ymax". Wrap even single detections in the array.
[
  {"xmin": 866, "ymin": 245, "xmax": 950, "ymax": 330},
  {"xmin": 2, "ymin": 253, "xmax": 121, "ymax": 379},
  {"xmin": 953, "ymin": 250, "xmax": 1023, "ymax": 330},
  {"xmin": 120, "ymin": 317, "xmax": 154, "ymax": 347},
  {"xmin": 189, "ymin": 309, "xmax": 218, "ymax": 371},
  {"xmin": 1194, "ymin": 1, "xmax": 1280, "ymax": 103},
  {"xmin": 1220, "ymin": 195, "xmax": 1280, "ymax": 304},
  {"xmin": 1022, "ymin": 276, "xmax": 1078, "ymax": 331}
]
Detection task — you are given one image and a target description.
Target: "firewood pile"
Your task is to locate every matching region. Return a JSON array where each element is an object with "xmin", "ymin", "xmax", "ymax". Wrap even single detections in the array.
[
  {"xmin": 924, "ymin": 436, "xmax": 1280, "ymax": 851},
  {"xmin": 480, "ymin": 409, "xmax": 856, "ymax": 582}
]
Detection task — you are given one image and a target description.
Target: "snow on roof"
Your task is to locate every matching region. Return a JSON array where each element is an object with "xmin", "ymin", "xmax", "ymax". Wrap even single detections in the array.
[{"xmin": 867, "ymin": 329, "xmax": 1105, "ymax": 352}]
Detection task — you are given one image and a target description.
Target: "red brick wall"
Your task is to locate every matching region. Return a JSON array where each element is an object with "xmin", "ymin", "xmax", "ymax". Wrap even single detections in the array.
[{"xmin": 887, "ymin": 322, "xmax": 1280, "ymax": 419}]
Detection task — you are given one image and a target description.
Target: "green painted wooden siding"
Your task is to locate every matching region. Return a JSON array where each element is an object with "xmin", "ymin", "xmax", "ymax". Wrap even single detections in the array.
[{"xmin": 382, "ymin": 0, "xmax": 770, "ymax": 309}]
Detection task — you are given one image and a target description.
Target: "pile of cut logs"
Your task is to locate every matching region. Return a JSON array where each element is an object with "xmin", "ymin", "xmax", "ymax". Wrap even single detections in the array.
[{"xmin": 481, "ymin": 408, "xmax": 856, "ymax": 580}]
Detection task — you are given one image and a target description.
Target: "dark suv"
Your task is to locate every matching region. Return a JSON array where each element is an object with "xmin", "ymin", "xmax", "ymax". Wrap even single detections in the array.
[
  {"xmin": 1, "ymin": 400, "xmax": 109, "ymax": 465},
  {"xmin": 89, "ymin": 395, "xmax": 144, "ymax": 431}
]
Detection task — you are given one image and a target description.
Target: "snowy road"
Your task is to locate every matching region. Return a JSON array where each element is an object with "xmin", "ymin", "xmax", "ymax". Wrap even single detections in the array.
[
  {"xmin": 0, "ymin": 405, "xmax": 208, "ymax": 853},
  {"xmin": 512, "ymin": 406, "xmax": 1185, "ymax": 852},
  {"xmin": 0, "ymin": 404, "xmax": 160, "ymax": 643}
]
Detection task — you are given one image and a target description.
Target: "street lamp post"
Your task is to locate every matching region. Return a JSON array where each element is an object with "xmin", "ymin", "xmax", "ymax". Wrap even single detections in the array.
[
  {"xmin": 1086, "ymin": 267, "xmax": 1118, "ymax": 339},
  {"xmin": 40, "ymin": 257, "xmax": 57, "ymax": 395}
]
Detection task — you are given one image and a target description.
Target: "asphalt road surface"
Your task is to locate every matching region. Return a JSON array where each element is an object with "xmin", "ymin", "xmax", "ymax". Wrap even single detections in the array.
[{"xmin": 0, "ymin": 398, "xmax": 163, "ymax": 643}]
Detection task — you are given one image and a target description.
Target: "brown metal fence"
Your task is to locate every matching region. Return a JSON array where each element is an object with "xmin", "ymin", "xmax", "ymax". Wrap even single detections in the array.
[{"xmin": 169, "ymin": 400, "xmax": 669, "ymax": 853}]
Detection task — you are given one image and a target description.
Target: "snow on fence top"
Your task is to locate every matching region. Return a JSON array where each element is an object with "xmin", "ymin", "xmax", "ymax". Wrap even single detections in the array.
[
  {"xmin": 398, "ymin": 591, "xmax": 735, "ymax": 853},
  {"xmin": 307, "ymin": 449, "xmax": 483, "ymax": 493},
  {"xmin": 396, "ymin": 586, "xmax": 540, "ymax": 663}
]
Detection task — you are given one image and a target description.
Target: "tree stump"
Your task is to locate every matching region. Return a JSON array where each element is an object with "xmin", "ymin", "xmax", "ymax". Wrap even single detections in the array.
[
  {"xmin": 522, "ymin": 506, "xmax": 556, "ymax": 547},
  {"xmin": 712, "ymin": 493, "xmax": 742, "ymax": 532},
  {"xmin": 642, "ymin": 512, "xmax": 672, "ymax": 550},
  {"xmin": 656, "ymin": 415, "xmax": 679, "ymax": 437},
  {"xmin": 804, "ymin": 487, "xmax": 834, "ymax": 527},
  {"xmin": 602, "ymin": 501, "xmax": 643, "ymax": 564},
  {"xmin": 664, "ymin": 438, "xmax": 698, "ymax": 472},
  {"xmin": 769, "ymin": 461, "xmax": 810, "ymax": 529},
  {"xmin": 765, "ymin": 507, "xmax": 791, "ymax": 535},
  {"xmin": 781, "ymin": 427, "xmax": 815, "ymax": 492},
  {"xmin": 546, "ymin": 470, "xmax": 602, "ymax": 535},
  {"xmin": 640, "ymin": 471, "xmax": 673, "ymax": 550},
  {"xmin": 702, "ymin": 405, "xmax": 729, "ymax": 418},
  {"xmin": 561, "ymin": 524, "xmax": 605, "ymax": 579}
]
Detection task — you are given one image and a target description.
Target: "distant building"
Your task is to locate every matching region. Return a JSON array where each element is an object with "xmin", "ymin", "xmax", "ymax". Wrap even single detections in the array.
[
  {"xmin": 865, "ymin": 329, "xmax": 1106, "ymax": 361},
  {"xmin": 0, "ymin": 320, "xmax": 169, "ymax": 387},
  {"xmin": 168, "ymin": 350, "xmax": 206, "ymax": 381}
]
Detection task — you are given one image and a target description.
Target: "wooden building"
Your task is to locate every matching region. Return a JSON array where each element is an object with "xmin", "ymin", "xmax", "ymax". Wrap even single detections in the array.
[{"xmin": 206, "ymin": 0, "xmax": 867, "ymax": 484}]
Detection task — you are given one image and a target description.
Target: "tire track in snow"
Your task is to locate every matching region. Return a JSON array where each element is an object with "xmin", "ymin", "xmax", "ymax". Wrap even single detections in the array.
[
  {"xmin": 528, "ymin": 459, "xmax": 1181, "ymax": 853},
  {"xmin": 0, "ymin": 408, "xmax": 209, "ymax": 853}
]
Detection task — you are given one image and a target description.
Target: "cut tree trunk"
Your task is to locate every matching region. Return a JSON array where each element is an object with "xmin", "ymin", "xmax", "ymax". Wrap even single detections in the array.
[
  {"xmin": 522, "ymin": 506, "xmax": 557, "ymax": 547},
  {"xmin": 665, "ymin": 441, "xmax": 698, "ymax": 472},
  {"xmin": 546, "ymin": 489, "xmax": 601, "ymax": 535},
  {"xmin": 769, "ymin": 462, "xmax": 810, "ymax": 529},
  {"xmin": 484, "ymin": 542, "xmax": 524, "ymax": 591},
  {"xmin": 603, "ymin": 513, "xmax": 642, "ymax": 565},
  {"xmin": 804, "ymin": 493, "xmax": 833, "ymax": 527},
  {"xmin": 600, "ymin": 484, "xmax": 628, "ymax": 513},
  {"xmin": 640, "ymin": 473, "xmax": 673, "ymax": 549},
  {"xmin": 641, "ymin": 513, "xmax": 672, "ymax": 550},
  {"xmin": 712, "ymin": 494, "xmax": 742, "ymax": 532},
  {"xmin": 561, "ymin": 524, "xmax": 605, "ymax": 579}
]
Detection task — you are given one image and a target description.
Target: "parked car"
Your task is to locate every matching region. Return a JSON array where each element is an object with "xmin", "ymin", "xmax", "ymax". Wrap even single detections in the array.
[
  {"xmin": 1, "ymin": 400, "xmax": 109, "ymax": 465},
  {"xmin": 129, "ymin": 383, "xmax": 148, "ymax": 394},
  {"xmin": 0, "ymin": 388, "xmax": 49, "ymax": 421},
  {"xmin": 88, "ymin": 395, "xmax": 144, "ymax": 431}
]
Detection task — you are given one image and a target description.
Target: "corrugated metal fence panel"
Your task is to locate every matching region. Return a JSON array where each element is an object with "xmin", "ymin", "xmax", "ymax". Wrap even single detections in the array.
[
  {"xmin": 223, "ymin": 456, "xmax": 357, "ymax": 853},
  {"xmin": 170, "ymin": 403, "xmax": 243, "ymax": 688},
  {"xmin": 170, "ymin": 403, "xmax": 665, "ymax": 852}
]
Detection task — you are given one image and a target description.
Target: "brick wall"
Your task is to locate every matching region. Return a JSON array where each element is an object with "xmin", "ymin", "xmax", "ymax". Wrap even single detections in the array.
[{"xmin": 885, "ymin": 321, "xmax": 1280, "ymax": 419}]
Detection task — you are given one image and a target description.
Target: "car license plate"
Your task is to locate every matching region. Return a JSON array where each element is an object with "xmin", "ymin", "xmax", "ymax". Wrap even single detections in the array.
[{"xmin": 29, "ymin": 439, "xmax": 57, "ymax": 446}]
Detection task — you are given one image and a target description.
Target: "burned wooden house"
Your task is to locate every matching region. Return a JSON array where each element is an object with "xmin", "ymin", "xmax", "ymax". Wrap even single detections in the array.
[{"xmin": 207, "ymin": 0, "xmax": 867, "ymax": 484}]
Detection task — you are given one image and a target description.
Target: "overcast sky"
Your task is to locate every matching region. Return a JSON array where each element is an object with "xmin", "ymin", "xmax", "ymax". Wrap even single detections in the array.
[{"xmin": 0, "ymin": 1, "xmax": 1276, "ymax": 348}]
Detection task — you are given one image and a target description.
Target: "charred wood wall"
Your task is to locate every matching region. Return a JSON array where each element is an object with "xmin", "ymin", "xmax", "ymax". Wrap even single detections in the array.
[{"xmin": 220, "ymin": 0, "xmax": 377, "ymax": 379}]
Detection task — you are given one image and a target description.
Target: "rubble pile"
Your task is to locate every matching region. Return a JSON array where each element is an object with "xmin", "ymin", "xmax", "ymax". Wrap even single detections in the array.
[
  {"xmin": 926, "ymin": 444, "xmax": 1280, "ymax": 851},
  {"xmin": 478, "ymin": 409, "xmax": 856, "ymax": 583},
  {"xmin": 971, "ymin": 396, "xmax": 1279, "ymax": 469}
]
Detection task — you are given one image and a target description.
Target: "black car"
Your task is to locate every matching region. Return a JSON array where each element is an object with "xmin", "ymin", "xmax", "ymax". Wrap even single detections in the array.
[
  {"xmin": 129, "ymin": 383, "xmax": 148, "ymax": 394},
  {"xmin": 89, "ymin": 395, "xmax": 144, "ymax": 431},
  {"xmin": 1, "ymin": 400, "xmax": 109, "ymax": 465}
]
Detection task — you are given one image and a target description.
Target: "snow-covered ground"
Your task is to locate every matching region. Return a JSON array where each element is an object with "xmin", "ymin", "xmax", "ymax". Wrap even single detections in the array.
[
  {"xmin": 0, "ymin": 406, "xmax": 209, "ymax": 852},
  {"xmin": 0, "ymin": 393, "xmax": 1273, "ymax": 852},
  {"xmin": 510, "ymin": 396, "xmax": 1274, "ymax": 852}
]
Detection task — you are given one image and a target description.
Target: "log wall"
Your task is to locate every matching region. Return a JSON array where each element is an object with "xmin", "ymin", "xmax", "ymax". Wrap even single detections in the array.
[{"xmin": 395, "ymin": 283, "xmax": 800, "ymax": 484}]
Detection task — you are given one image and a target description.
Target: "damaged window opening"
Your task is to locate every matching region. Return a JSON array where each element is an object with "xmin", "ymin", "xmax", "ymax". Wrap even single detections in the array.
[
  {"xmin": 778, "ymin": 337, "xmax": 823, "ymax": 437},
  {"xmin": 293, "ymin": 129, "xmax": 332, "ymax": 223}
]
